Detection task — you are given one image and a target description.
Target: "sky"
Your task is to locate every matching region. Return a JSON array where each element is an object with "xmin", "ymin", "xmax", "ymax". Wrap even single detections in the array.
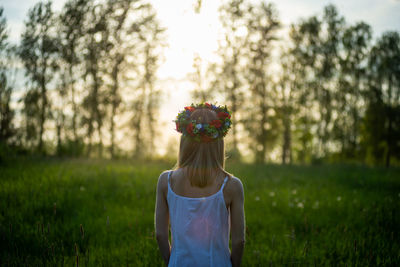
[{"xmin": 2, "ymin": 0, "xmax": 400, "ymax": 155}]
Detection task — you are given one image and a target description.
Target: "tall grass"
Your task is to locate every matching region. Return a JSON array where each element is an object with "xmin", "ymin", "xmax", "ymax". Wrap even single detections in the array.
[{"xmin": 0, "ymin": 158, "xmax": 399, "ymax": 266}]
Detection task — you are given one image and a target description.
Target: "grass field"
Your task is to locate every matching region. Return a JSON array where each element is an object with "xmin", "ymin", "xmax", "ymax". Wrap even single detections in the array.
[{"xmin": 0, "ymin": 158, "xmax": 399, "ymax": 266}]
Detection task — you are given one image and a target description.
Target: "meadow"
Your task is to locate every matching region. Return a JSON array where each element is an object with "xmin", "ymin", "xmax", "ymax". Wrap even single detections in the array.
[{"xmin": 0, "ymin": 158, "xmax": 399, "ymax": 266}]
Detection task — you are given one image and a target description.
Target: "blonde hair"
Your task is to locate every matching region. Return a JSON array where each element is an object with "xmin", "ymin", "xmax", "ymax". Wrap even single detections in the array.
[{"xmin": 175, "ymin": 108, "xmax": 230, "ymax": 187}]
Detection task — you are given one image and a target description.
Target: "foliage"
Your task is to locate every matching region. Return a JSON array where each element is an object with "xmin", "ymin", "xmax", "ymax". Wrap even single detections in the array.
[
  {"xmin": 0, "ymin": 7, "xmax": 15, "ymax": 150},
  {"xmin": 18, "ymin": 1, "xmax": 59, "ymax": 154},
  {"xmin": 0, "ymin": 0, "xmax": 399, "ymax": 165}
]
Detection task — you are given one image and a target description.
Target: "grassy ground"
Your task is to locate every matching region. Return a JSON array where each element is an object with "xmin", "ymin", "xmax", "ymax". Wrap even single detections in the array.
[{"xmin": 0, "ymin": 158, "xmax": 399, "ymax": 266}]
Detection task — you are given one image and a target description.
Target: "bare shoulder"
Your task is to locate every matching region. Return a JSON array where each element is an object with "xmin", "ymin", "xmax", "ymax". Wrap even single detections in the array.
[
  {"xmin": 225, "ymin": 176, "xmax": 244, "ymax": 199},
  {"xmin": 157, "ymin": 170, "xmax": 170, "ymax": 193}
]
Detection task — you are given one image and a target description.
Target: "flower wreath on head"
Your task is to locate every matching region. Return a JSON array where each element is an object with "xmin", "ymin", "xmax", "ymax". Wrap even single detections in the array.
[{"xmin": 174, "ymin": 103, "xmax": 232, "ymax": 143}]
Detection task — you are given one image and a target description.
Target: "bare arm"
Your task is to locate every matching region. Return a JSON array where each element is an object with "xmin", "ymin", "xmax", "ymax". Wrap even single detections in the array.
[
  {"xmin": 155, "ymin": 172, "xmax": 170, "ymax": 266},
  {"xmin": 230, "ymin": 177, "xmax": 245, "ymax": 267}
]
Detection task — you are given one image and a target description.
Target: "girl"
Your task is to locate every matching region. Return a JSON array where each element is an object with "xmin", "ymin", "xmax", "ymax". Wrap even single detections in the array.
[{"xmin": 155, "ymin": 103, "xmax": 245, "ymax": 267}]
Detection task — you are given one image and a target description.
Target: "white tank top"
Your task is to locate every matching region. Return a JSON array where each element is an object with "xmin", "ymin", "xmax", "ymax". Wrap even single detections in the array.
[{"xmin": 167, "ymin": 170, "xmax": 232, "ymax": 267}]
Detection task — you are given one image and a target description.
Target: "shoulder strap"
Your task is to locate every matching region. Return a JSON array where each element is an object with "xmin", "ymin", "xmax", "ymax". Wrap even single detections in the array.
[
  {"xmin": 220, "ymin": 176, "xmax": 229, "ymax": 191},
  {"xmin": 167, "ymin": 170, "xmax": 174, "ymax": 189}
]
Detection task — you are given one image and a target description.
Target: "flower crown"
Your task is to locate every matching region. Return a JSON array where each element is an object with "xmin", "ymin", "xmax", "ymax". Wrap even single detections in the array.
[{"xmin": 174, "ymin": 103, "xmax": 232, "ymax": 143}]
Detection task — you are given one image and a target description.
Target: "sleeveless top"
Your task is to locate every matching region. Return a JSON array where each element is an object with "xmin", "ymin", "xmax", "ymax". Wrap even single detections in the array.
[{"xmin": 167, "ymin": 170, "xmax": 232, "ymax": 267}]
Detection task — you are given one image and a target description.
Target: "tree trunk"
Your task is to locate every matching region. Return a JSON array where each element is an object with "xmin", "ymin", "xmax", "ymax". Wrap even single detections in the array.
[
  {"xmin": 69, "ymin": 64, "xmax": 78, "ymax": 143},
  {"xmin": 385, "ymin": 76, "xmax": 393, "ymax": 167},
  {"xmin": 109, "ymin": 59, "xmax": 120, "ymax": 159},
  {"xmin": 38, "ymin": 61, "xmax": 47, "ymax": 154},
  {"xmin": 282, "ymin": 113, "xmax": 292, "ymax": 164}
]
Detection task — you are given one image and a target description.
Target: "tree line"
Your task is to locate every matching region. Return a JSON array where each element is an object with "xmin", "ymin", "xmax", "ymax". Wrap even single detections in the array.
[
  {"xmin": 0, "ymin": 0, "xmax": 399, "ymax": 166},
  {"xmin": 190, "ymin": 0, "xmax": 400, "ymax": 166},
  {"xmin": 1, "ymin": 0, "xmax": 165, "ymax": 159}
]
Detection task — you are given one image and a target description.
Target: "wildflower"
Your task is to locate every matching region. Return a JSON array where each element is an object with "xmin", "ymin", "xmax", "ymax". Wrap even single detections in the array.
[
  {"xmin": 269, "ymin": 191, "xmax": 275, "ymax": 197},
  {"xmin": 255, "ymin": 196, "xmax": 260, "ymax": 201},
  {"xmin": 186, "ymin": 123, "xmax": 194, "ymax": 136},
  {"xmin": 272, "ymin": 201, "xmax": 277, "ymax": 207},
  {"xmin": 184, "ymin": 106, "xmax": 195, "ymax": 112},
  {"xmin": 218, "ymin": 111, "xmax": 230, "ymax": 119},
  {"xmin": 337, "ymin": 196, "xmax": 341, "ymax": 201},
  {"xmin": 210, "ymin": 119, "xmax": 222, "ymax": 128},
  {"xmin": 297, "ymin": 202, "xmax": 304, "ymax": 208},
  {"xmin": 292, "ymin": 189, "xmax": 297, "ymax": 195}
]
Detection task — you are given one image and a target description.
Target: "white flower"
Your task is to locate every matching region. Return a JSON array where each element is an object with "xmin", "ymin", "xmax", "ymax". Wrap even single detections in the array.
[
  {"xmin": 272, "ymin": 201, "xmax": 277, "ymax": 207},
  {"xmin": 196, "ymin": 123, "xmax": 202, "ymax": 129},
  {"xmin": 292, "ymin": 189, "xmax": 297, "ymax": 195},
  {"xmin": 269, "ymin": 191, "xmax": 275, "ymax": 197},
  {"xmin": 337, "ymin": 196, "xmax": 341, "ymax": 201},
  {"xmin": 297, "ymin": 202, "xmax": 304, "ymax": 209},
  {"xmin": 255, "ymin": 196, "xmax": 260, "ymax": 201}
]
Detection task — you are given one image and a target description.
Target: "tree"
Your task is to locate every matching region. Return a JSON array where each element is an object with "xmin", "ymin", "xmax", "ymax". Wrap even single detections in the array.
[
  {"xmin": 81, "ymin": 1, "xmax": 110, "ymax": 157},
  {"xmin": 364, "ymin": 31, "xmax": 400, "ymax": 166},
  {"xmin": 217, "ymin": 0, "xmax": 247, "ymax": 155},
  {"xmin": 0, "ymin": 7, "xmax": 16, "ymax": 146},
  {"xmin": 314, "ymin": 5, "xmax": 345, "ymax": 158},
  {"xmin": 130, "ymin": 4, "xmax": 165, "ymax": 157},
  {"xmin": 288, "ymin": 17, "xmax": 321, "ymax": 163},
  {"xmin": 19, "ymin": 1, "xmax": 58, "ymax": 154},
  {"xmin": 334, "ymin": 22, "xmax": 371, "ymax": 159},
  {"xmin": 104, "ymin": 0, "xmax": 132, "ymax": 158},
  {"xmin": 275, "ymin": 43, "xmax": 304, "ymax": 164},
  {"xmin": 58, "ymin": 0, "xmax": 88, "ymax": 155},
  {"xmin": 243, "ymin": 2, "xmax": 280, "ymax": 163}
]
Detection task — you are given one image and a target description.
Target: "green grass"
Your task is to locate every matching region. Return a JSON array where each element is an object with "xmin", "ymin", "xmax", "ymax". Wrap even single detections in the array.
[{"xmin": 0, "ymin": 158, "xmax": 399, "ymax": 266}]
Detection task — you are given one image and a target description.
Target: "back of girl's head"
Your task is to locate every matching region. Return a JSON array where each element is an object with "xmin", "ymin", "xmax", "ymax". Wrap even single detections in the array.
[{"xmin": 177, "ymin": 108, "xmax": 226, "ymax": 187}]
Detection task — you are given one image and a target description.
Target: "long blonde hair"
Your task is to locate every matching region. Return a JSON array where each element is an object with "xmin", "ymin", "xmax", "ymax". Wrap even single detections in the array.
[{"xmin": 175, "ymin": 108, "xmax": 231, "ymax": 187}]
